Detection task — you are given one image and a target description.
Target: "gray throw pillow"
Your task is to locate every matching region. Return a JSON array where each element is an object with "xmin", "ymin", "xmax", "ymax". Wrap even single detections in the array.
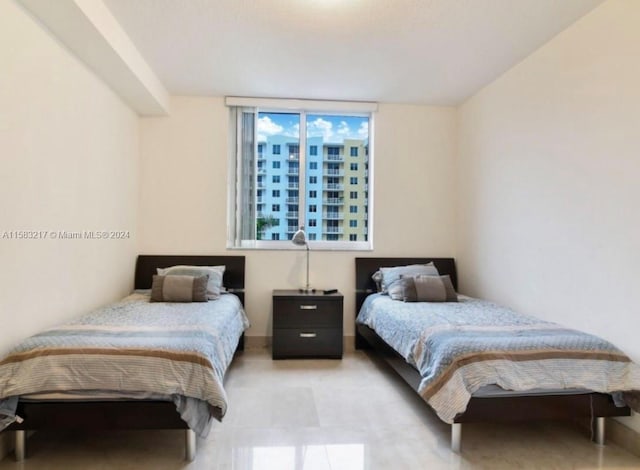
[
  {"xmin": 380, "ymin": 263, "xmax": 440, "ymax": 294},
  {"xmin": 401, "ymin": 274, "xmax": 458, "ymax": 302},
  {"xmin": 150, "ymin": 274, "xmax": 209, "ymax": 302}
]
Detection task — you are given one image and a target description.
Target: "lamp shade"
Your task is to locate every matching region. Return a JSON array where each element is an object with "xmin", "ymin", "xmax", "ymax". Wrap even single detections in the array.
[{"xmin": 292, "ymin": 227, "xmax": 307, "ymax": 246}]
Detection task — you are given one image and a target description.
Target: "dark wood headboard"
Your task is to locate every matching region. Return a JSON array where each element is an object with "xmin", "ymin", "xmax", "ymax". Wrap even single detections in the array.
[
  {"xmin": 355, "ymin": 257, "xmax": 457, "ymax": 312},
  {"xmin": 134, "ymin": 255, "xmax": 245, "ymax": 303}
]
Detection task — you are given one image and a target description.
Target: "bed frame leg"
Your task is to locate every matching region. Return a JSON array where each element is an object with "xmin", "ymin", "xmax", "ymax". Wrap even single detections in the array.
[
  {"xmin": 451, "ymin": 423, "xmax": 462, "ymax": 453},
  {"xmin": 594, "ymin": 417, "xmax": 606, "ymax": 446},
  {"xmin": 15, "ymin": 430, "xmax": 25, "ymax": 461},
  {"xmin": 185, "ymin": 429, "xmax": 196, "ymax": 461}
]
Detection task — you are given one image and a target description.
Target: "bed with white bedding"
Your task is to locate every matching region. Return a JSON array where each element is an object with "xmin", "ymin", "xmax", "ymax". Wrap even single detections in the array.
[
  {"xmin": 354, "ymin": 257, "xmax": 639, "ymax": 452},
  {"xmin": 0, "ymin": 255, "xmax": 248, "ymax": 461}
]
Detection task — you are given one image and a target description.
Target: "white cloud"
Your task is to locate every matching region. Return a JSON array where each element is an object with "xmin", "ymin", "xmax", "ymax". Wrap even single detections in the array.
[
  {"xmin": 336, "ymin": 121, "xmax": 351, "ymax": 137},
  {"xmin": 283, "ymin": 122, "xmax": 300, "ymax": 138},
  {"xmin": 307, "ymin": 118, "xmax": 334, "ymax": 141},
  {"xmin": 257, "ymin": 116, "xmax": 284, "ymax": 141},
  {"xmin": 357, "ymin": 121, "xmax": 369, "ymax": 138}
]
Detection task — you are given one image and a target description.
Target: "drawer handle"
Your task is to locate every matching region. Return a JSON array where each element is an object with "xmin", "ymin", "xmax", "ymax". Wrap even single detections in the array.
[
  {"xmin": 299, "ymin": 332, "xmax": 317, "ymax": 338},
  {"xmin": 299, "ymin": 305, "xmax": 317, "ymax": 310}
]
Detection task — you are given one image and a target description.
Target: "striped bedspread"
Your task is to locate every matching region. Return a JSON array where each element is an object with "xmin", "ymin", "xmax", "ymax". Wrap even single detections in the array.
[
  {"xmin": 0, "ymin": 292, "xmax": 249, "ymax": 436},
  {"xmin": 357, "ymin": 294, "xmax": 640, "ymax": 423}
]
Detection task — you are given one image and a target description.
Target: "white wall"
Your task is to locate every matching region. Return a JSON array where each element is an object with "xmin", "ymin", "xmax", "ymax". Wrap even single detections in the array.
[
  {"xmin": 0, "ymin": 0, "xmax": 139, "ymax": 356},
  {"xmin": 139, "ymin": 97, "xmax": 457, "ymax": 339},
  {"xmin": 457, "ymin": 0, "xmax": 640, "ymax": 430}
]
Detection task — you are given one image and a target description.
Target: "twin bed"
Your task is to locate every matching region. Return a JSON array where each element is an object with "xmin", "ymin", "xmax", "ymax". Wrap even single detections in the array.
[
  {"xmin": 355, "ymin": 257, "xmax": 638, "ymax": 452},
  {"xmin": 0, "ymin": 255, "xmax": 247, "ymax": 461},
  {"xmin": 2, "ymin": 255, "xmax": 637, "ymax": 461}
]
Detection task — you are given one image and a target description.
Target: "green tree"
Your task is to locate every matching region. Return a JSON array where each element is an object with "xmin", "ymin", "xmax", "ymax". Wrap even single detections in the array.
[{"xmin": 256, "ymin": 215, "xmax": 278, "ymax": 240}]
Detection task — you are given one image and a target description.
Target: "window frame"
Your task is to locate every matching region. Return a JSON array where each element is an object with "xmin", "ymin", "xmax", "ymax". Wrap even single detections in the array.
[{"xmin": 227, "ymin": 98, "xmax": 375, "ymax": 251}]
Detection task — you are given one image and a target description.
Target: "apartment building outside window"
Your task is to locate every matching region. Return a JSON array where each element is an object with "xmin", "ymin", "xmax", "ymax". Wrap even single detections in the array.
[{"xmin": 228, "ymin": 98, "xmax": 374, "ymax": 249}]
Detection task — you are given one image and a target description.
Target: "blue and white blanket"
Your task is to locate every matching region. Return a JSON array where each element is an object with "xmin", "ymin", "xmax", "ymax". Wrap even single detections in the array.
[
  {"xmin": 357, "ymin": 294, "xmax": 640, "ymax": 423},
  {"xmin": 0, "ymin": 292, "xmax": 249, "ymax": 436}
]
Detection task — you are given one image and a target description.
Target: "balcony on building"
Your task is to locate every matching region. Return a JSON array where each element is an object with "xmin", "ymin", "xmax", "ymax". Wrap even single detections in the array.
[
  {"xmin": 286, "ymin": 197, "xmax": 299, "ymax": 204},
  {"xmin": 325, "ymin": 168, "xmax": 344, "ymax": 176},
  {"xmin": 323, "ymin": 212, "xmax": 344, "ymax": 220},
  {"xmin": 324, "ymin": 183, "xmax": 344, "ymax": 190},
  {"xmin": 323, "ymin": 197, "xmax": 344, "ymax": 205},
  {"xmin": 323, "ymin": 227, "xmax": 344, "ymax": 234},
  {"xmin": 286, "ymin": 212, "xmax": 299, "ymax": 219}
]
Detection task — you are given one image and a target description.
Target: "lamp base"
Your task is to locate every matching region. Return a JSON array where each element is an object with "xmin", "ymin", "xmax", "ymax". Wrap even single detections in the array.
[{"xmin": 299, "ymin": 287, "xmax": 316, "ymax": 294}]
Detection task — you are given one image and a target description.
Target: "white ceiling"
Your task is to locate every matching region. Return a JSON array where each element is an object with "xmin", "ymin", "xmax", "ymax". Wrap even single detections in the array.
[{"xmin": 103, "ymin": 0, "xmax": 604, "ymax": 105}]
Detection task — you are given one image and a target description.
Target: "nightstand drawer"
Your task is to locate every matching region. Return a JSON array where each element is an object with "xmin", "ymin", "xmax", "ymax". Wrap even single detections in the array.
[
  {"xmin": 272, "ymin": 327, "xmax": 343, "ymax": 359},
  {"xmin": 273, "ymin": 299, "xmax": 342, "ymax": 328}
]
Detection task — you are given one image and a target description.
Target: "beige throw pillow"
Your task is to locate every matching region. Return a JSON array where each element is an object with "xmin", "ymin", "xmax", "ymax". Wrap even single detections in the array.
[
  {"xmin": 150, "ymin": 274, "xmax": 209, "ymax": 302},
  {"xmin": 401, "ymin": 274, "xmax": 458, "ymax": 302}
]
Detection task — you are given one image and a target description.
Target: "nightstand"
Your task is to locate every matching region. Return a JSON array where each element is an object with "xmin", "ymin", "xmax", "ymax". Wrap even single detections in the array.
[{"xmin": 272, "ymin": 290, "xmax": 343, "ymax": 359}]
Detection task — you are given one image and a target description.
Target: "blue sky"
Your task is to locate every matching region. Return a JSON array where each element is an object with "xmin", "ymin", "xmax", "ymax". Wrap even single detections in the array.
[{"xmin": 257, "ymin": 112, "xmax": 368, "ymax": 144}]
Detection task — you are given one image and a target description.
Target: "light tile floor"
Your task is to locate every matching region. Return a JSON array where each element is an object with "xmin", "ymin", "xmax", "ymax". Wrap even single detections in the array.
[{"xmin": 2, "ymin": 349, "xmax": 639, "ymax": 469}]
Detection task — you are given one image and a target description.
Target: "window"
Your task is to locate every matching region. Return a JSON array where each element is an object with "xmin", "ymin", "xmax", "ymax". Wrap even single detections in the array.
[
  {"xmin": 349, "ymin": 234, "xmax": 357, "ymax": 241},
  {"xmin": 228, "ymin": 100, "xmax": 373, "ymax": 249}
]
